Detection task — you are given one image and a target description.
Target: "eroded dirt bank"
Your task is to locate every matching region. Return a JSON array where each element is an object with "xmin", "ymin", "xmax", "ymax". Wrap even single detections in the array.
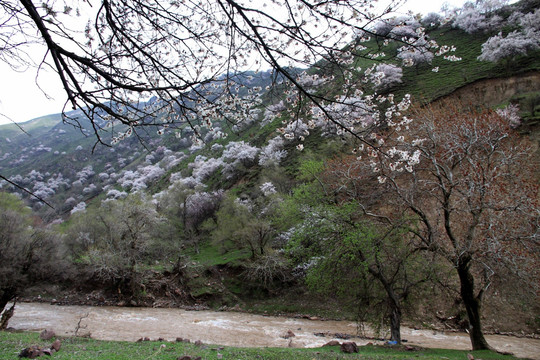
[{"xmin": 8, "ymin": 302, "xmax": 540, "ymax": 359}]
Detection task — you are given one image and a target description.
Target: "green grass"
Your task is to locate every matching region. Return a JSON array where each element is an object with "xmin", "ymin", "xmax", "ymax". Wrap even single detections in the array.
[
  {"xmin": 190, "ymin": 241, "xmax": 251, "ymax": 267},
  {"xmin": 0, "ymin": 331, "xmax": 525, "ymax": 360},
  {"xmin": 394, "ymin": 27, "xmax": 540, "ymax": 104}
]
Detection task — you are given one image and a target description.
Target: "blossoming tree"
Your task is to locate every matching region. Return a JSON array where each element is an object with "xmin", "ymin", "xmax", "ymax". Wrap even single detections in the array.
[{"xmin": 326, "ymin": 100, "xmax": 539, "ymax": 350}]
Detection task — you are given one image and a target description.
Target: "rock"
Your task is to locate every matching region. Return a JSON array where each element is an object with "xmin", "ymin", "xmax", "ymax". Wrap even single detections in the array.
[
  {"xmin": 177, "ymin": 356, "xmax": 193, "ymax": 360},
  {"xmin": 51, "ymin": 339, "xmax": 61, "ymax": 352},
  {"xmin": 334, "ymin": 332, "xmax": 351, "ymax": 339},
  {"xmin": 18, "ymin": 348, "xmax": 32, "ymax": 358},
  {"xmin": 158, "ymin": 337, "xmax": 164, "ymax": 341},
  {"xmin": 41, "ymin": 348, "xmax": 52, "ymax": 356},
  {"xmin": 18, "ymin": 346, "xmax": 41, "ymax": 359},
  {"xmin": 39, "ymin": 329, "xmax": 55, "ymax": 340},
  {"xmin": 194, "ymin": 340, "xmax": 203, "ymax": 346},
  {"xmin": 340, "ymin": 342, "xmax": 359, "ymax": 353},
  {"xmin": 282, "ymin": 330, "xmax": 295, "ymax": 339},
  {"xmin": 467, "ymin": 353, "xmax": 474, "ymax": 360},
  {"xmin": 323, "ymin": 340, "xmax": 340, "ymax": 347}
]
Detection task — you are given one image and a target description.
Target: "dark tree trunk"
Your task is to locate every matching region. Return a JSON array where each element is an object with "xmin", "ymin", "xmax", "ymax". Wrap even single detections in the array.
[
  {"xmin": 457, "ymin": 259, "xmax": 491, "ymax": 350},
  {"xmin": 0, "ymin": 290, "xmax": 17, "ymax": 330},
  {"xmin": 368, "ymin": 266, "xmax": 403, "ymax": 344},
  {"xmin": 389, "ymin": 304, "xmax": 401, "ymax": 344},
  {"xmin": 0, "ymin": 290, "xmax": 15, "ymax": 315}
]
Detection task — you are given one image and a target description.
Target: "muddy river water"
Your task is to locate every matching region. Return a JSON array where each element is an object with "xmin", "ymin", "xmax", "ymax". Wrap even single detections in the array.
[{"xmin": 8, "ymin": 302, "xmax": 540, "ymax": 359}]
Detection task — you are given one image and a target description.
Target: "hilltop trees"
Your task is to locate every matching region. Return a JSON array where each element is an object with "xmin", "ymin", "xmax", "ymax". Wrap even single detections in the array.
[
  {"xmin": 478, "ymin": 8, "xmax": 540, "ymax": 64},
  {"xmin": 331, "ymin": 101, "xmax": 539, "ymax": 350}
]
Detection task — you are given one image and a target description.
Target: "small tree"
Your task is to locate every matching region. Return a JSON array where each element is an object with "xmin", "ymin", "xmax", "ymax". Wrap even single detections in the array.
[
  {"xmin": 369, "ymin": 64, "xmax": 403, "ymax": 92},
  {"xmin": 287, "ymin": 201, "xmax": 435, "ymax": 344},
  {"xmin": 68, "ymin": 194, "xmax": 165, "ymax": 298},
  {"xmin": 478, "ymin": 30, "xmax": 540, "ymax": 63},
  {"xmin": 0, "ymin": 193, "xmax": 64, "ymax": 328},
  {"xmin": 211, "ymin": 195, "xmax": 275, "ymax": 259}
]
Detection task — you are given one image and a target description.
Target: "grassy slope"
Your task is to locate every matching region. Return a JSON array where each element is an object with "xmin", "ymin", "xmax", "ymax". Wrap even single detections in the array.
[
  {"xmin": 0, "ymin": 332, "xmax": 524, "ymax": 360},
  {"xmin": 0, "ymin": 114, "xmax": 61, "ymax": 138},
  {"xmin": 385, "ymin": 26, "xmax": 540, "ymax": 103}
]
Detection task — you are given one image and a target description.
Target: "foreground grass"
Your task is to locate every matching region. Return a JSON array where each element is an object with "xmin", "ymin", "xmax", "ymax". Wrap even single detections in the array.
[{"xmin": 0, "ymin": 331, "xmax": 524, "ymax": 360}]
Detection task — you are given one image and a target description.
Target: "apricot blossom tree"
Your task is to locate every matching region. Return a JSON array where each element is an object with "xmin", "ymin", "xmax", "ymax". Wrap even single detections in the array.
[
  {"xmin": 326, "ymin": 101, "xmax": 539, "ymax": 350},
  {"xmin": 1, "ymin": 0, "xmax": 454, "ymax": 146}
]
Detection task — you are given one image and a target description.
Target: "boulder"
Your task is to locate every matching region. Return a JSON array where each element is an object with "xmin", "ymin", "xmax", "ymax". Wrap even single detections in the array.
[
  {"xmin": 39, "ymin": 329, "xmax": 55, "ymax": 340},
  {"xmin": 340, "ymin": 341, "xmax": 359, "ymax": 353},
  {"xmin": 51, "ymin": 339, "xmax": 61, "ymax": 352}
]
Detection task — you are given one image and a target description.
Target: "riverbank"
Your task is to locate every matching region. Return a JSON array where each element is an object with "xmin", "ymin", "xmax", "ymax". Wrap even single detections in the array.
[
  {"xmin": 0, "ymin": 330, "xmax": 529, "ymax": 360},
  {"xmin": 5, "ymin": 303, "xmax": 540, "ymax": 359}
]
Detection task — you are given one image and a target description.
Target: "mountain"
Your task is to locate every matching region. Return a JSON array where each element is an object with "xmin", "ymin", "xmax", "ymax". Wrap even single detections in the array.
[{"xmin": 1, "ymin": 17, "xmax": 538, "ymax": 216}]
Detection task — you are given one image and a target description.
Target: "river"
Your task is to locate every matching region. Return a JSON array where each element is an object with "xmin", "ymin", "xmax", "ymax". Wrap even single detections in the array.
[{"xmin": 7, "ymin": 303, "xmax": 540, "ymax": 359}]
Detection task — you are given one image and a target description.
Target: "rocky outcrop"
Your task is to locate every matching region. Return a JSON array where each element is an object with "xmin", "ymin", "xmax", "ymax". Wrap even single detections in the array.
[{"xmin": 436, "ymin": 71, "xmax": 540, "ymax": 108}]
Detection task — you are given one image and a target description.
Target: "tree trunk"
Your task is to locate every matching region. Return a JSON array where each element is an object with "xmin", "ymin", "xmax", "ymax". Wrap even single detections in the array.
[
  {"xmin": 0, "ymin": 290, "xmax": 15, "ymax": 315},
  {"xmin": 0, "ymin": 290, "xmax": 17, "ymax": 330},
  {"xmin": 0, "ymin": 301, "xmax": 16, "ymax": 330},
  {"xmin": 389, "ymin": 304, "xmax": 401, "ymax": 344},
  {"xmin": 457, "ymin": 260, "xmax": 491, "ymax": 350},
  {"xmin": 368, "ymin": 266, "xmax": 403, "ymax": 344}
]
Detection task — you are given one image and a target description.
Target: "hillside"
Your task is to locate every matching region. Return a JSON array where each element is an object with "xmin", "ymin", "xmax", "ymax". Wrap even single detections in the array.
[{"xmin": 1, "ymin": 0, "xmax": 539, "ymax": 342}]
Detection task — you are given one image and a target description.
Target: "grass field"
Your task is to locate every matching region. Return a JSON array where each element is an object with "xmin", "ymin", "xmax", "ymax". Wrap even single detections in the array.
[{"xmin": 0, "ymin": 331, "xmax": 525, "ymax": 360}]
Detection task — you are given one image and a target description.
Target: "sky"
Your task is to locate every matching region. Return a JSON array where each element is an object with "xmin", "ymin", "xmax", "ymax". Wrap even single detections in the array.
[{"xmin": 0, "ymin": 0, "xmax": 473, "ymax": 126}]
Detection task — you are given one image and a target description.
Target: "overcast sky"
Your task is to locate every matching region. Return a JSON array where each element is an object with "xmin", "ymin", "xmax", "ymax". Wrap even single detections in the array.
[{"xmin": 0, "ymin": 0, "xmax": 472, "ymax": 126}]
